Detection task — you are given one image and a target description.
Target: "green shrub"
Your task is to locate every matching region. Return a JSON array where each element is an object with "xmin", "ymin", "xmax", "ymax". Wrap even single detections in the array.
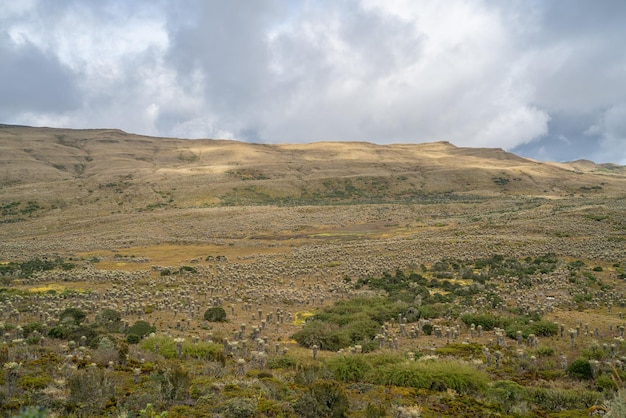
[
  {"xmin": 204, "ymin": 307, "xmax": 227, "ymax": 322},
  {"xmin": 363, "ymin": 351, "xmax": 405, "ymax": 367},
  {"xmin": 582, "ymin": 344, "xmax": 607, "ymax": 360},
  {"xmin": 292, "ymin": 320, "xmax": 340, "ymax": 350},
  {"xmin": 487, "ymin": 380, "xmax": 527, "ymax": 414},
  {"xmin": 141, "ymin": 335, "xmax": 223, "ymax": 360},
  {"xmin": 526, "ymin": 387, "xmax": 601, "ymax": 410},
  {"xmin": 293, "ymin": 380, "xmax": 349, "ymax": 418},
  {"xmin": 596, "ymin": 373, "xmax": 618, "ymax": 392},
  {"xmin": 183, "ymin": 341, "xmax": 223, "ymax": 360},
  {"xmin": 505, "ymin": 319, "xmax": 557, "ymax": 339},
  {"xmin": 567, "ymin": 358, "xmax": 594, "ymax": 380},
  {"xmin": 95, "ymin": 308, "xmax": 122, "ymax": 330},
  {"xmin": 65, "ymin": 325, "xmax": 100, "ymax": 348},
  {"xmin": 460, "ymin": 313, "xmax": 501, "ymax": 331},
  {"xmin": 67, "ymin": 367, "xmax": 116, "ymax": 416},
  {"xmin": 47, "ymin": 326, "xmax": 67, "ymax": 339},
  {"xmin": 223, "ymin": 397, "xmax": 256, "ymax": 418},
  {"xmin": 371, "ymin": 360, "xmax": 488, "ymax": 394},
  {"xmin": 535, "ymin": 346, "xmax": 554, "ymax": 356},
  {"xmin": 59, "ymin": 307, "xmax": 86, "ymax": 325},
  {"xmin": 267, "ymin": 356, "xmax": 298, "ymax": 369},
  {"xmin": 528, "ymin": 320, "xmax": 558, "ymax": 337},
  {"xmin": 326, "ymin": 355, "xmax": 372, "ymax": 382},
  {"xmin": 127, "ymin": 320, "xmax": 155, "ymax": 338},
  {"xmin": 127, "ymin": 334, "xmax": 141, "ymax": 344},
  {"xmin": 22, "ymin": 322, "xmax": 44, "ymax": 337},
  {"xmin": 150, "ymin": 362, "xmax": 191, "ymax": 402}
]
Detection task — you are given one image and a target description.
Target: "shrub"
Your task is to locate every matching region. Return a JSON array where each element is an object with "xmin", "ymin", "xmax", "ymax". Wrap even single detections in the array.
[
  {"xmin": 487, "ymin": 380, "xmax": 527, "ymax": 414},
  {"xmin": 223, "ymin": 397, "xmax": 257, "ymax": 418},
  {"xmin": 596, "ymin": 373, "xmax": 618, "ymax": 392},
  {"xmin": 567, "ymin": 358, "xmax": 594, "ymax": 380},
  {"xmin": 67, "ymin": 367, "xmax": 116, "ymax": 416},
  {"xmin": 66, "ymin": 325, "xmax": 100, "ymax": 348},
  {"xmin": 127, "ymin": 334, "xmax": 141, "ymax": 344},
  {"xmin": 95, "ymin": 308, "xmax": 122, "ymax": 330},
  {"xmin": 528, "ymin": 320, "xmax": 558, "ymax": 337},
  {"xmin": 127, "ymin": 320, "xmax": 155, "ymax": 338},
  {"xmin": 22, "ymin": 322, "xmax": 44, "ymax": 337},
  {"xmin": 293, "ymin": 380, "xmax": 349, "ymax": 418},
  {"xmin": 151, "ymin": 362, "xmax": 191, "ymax": 403},
  {"xmin": 141, "ymin": 335, "xmax": 223, "ymax": 361},
  {"xmin": 460, "ymin": 313, "xmax": 501, "ymax": 330},
  {"xmin": 267, "ymin": 356, "xmax": 298, "ymax": 369},
  {"xmin": 505, "ymin": 319, "xmax": 557, "ymax": 339},
  {"xmin": 59, "ymin": 307, "xmax": 86, "ymax": 325},
  {"xmin": 47, "ymin": 326, "xmax": 67, "ymax": 339},
  {"xmin": 204, "ymin": 307, "xmax": 227, "ymax": 322},
  {"xmin": 372, "ymin": 360, "xmax": 488, "ymax": 394},
  {"xmin": 327, "ymin": 355, "xmax": 372, "ymax": 382},
  {"xmin": 292, "ymin": 320, "xmax": 340, "ymax": 350}
]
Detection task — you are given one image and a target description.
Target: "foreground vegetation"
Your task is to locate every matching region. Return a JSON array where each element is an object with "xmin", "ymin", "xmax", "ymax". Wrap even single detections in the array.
[{"xmin": 1, "ymin": 252, "xmax": 626, "ymax": 417}]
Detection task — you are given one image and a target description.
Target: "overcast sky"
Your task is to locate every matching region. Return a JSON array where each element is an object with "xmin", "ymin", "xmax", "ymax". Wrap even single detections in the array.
[{"xmin": 1, "ymin": 1, "xmax": 625, "ymax": 164}]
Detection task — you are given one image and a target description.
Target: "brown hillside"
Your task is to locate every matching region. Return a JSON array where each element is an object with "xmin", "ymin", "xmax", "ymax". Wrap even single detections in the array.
[{"xmin": 1, "ymin": 125, "xmax": 625, "ymax": 257}]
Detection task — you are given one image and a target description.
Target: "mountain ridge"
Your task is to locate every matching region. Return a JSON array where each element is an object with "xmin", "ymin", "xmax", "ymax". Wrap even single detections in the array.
[{"xmin": 1, "ymin": 125, "xmax": 624, "ymax": 210}]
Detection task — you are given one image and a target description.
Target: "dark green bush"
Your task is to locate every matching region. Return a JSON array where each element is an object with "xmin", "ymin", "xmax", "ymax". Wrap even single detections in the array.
[
  {"xmin": 127, "ymin": 320, "xmax": 155, "ymax": 338},
  {"xmin": 567, "ymin": 358, "xmax": 594, "ymax": 380},
  {"xmin": 505, "ymin": 319, "xmax": 557, "ymax": 339},
  {"xmin": 460, "ymin": 313, "xmax": 501, "ymax": 331},
  {"xmin": 126, "ymin": 334, "xmax": 141, "ymax": 344},
  {"xmin": 47, "ymin": 326, "xmax": 67, "ymax": 339},
  {"xmin": 65, "ymin": 325, "xmax": 100, "ymax": 348},
  {"xmin": 59, "ymin": 307, "xmax": 86, "ymax": 325},
  {"xmin": 95, "ymin": 308, "xmax": 122, "ymax": 330},
  {"xmin": 204, "ymin": 307, "xmax": 227, "ymax": 322}
]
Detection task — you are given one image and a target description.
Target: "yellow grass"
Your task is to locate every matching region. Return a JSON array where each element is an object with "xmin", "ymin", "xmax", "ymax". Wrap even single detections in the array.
[{"xmin": 24, "ymin": 283, "xmax": 89, "ymax": 293}]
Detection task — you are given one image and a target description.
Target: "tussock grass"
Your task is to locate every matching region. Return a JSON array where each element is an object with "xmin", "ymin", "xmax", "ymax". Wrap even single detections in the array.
[
  {"xmin": 371, "ymin": 360, "xmax": 488, "ymax": 394},
  {"xmin": 141, "ymin": 335, "xmax": 223, "ymax": 360}
]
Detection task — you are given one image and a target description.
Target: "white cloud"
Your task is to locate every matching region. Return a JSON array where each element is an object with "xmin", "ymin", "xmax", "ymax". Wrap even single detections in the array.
[{"xmin": 1, "ymin": 0, "xmax": 625, "ymax": 163}]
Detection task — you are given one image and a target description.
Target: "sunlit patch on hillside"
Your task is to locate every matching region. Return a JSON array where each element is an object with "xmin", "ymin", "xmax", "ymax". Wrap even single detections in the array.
[
  {"xmin": 294, "ymin": 311, "xmax": 316, "ymax": 325},
  {"xmin": 26, "ymin": 283, "xmax": 87, "ymax": 293}
]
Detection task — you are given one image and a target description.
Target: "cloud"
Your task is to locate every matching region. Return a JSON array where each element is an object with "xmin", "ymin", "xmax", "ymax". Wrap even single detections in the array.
[
  {"xmin": 0, "ymin": 34, "xmax": 79, "ymax": 117},
  {"xmin": 0, "ymin": 0, "xmax": 625, "ymax": 163},
  {"xmin": 588, "ymin": 104, "xmax": 626, "ymax": 165}
]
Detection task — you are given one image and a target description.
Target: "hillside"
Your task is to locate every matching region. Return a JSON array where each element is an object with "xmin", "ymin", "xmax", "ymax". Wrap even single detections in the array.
[
  {"xmin": 1, "ymin": 124, "xmax": 625, "ymax": 257},
  {"xmin": 1, "ymin": 124, "xmax": 623, "ymax": 203}
]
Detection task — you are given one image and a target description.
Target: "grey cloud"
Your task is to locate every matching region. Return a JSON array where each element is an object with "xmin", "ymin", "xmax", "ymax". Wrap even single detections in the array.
[
  {"xmin": 166, "ymin": 1, "xmax": 282, "ymax": 114},
  {"xmin": 1, "ymin": 0, "xmax": 625, "ymax": 164},
  {"xmin": 0, "ymin": 35, "xmax": 79, "ymax": 117}
]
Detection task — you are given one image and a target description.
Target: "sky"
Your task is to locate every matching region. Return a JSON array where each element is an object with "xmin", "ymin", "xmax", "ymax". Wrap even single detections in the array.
[{"xmin": 1, "ymin": 0, "xmax": 625, "ymax": 164}]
